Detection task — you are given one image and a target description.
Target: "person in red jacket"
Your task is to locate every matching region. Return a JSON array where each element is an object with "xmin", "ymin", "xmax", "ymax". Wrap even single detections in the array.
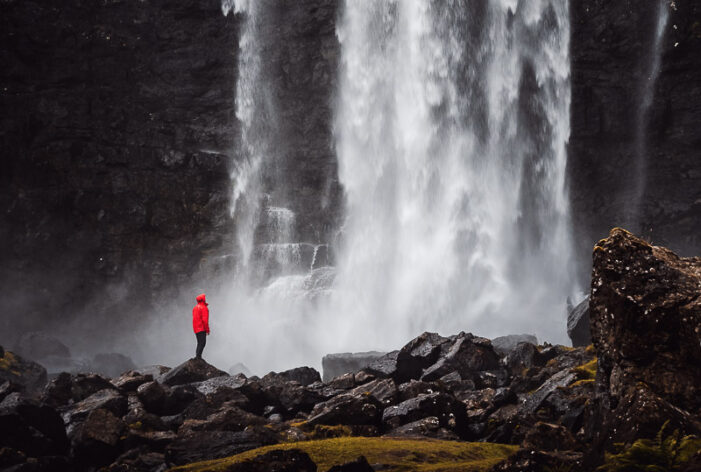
[{"xmin": 192, "ymin": 293, "xmax": 210, "ymax": 359}]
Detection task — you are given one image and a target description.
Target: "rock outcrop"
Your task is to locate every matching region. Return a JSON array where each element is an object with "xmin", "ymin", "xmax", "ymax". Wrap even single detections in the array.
[
  {"xmin": 567, "ymin": 296, "xmax": 591, "ymax": 347},
  {"xmin": 588, "ymin": 228, "xmax": 701, "ymax": 453}
]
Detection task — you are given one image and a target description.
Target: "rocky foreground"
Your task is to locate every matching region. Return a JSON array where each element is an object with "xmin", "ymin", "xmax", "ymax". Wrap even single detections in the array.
[{"xmin": 1, "ymin": 228, "xmax": 700, "ymax": 472}]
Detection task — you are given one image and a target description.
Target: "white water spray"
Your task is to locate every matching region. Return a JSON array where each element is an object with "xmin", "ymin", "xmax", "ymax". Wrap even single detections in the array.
[{"xmin": 214, "ymin": 0, "xmax": 578, "ymax": 373}]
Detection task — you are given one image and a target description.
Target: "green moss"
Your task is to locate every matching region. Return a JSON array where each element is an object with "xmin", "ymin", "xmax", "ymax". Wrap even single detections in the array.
[
  {"xmin": 585, "ymin": 344, "xmax": 596, "ymax": 355},
  {"xmin": 571, "ymin": 358, "xmax": 597, "ymax": 380},
  {"xmin": 598, "ymin": 421, "xmax": 701, "ymax": 472},
  {"xmin": 571, "ymin": 379, "xmax": 595, "ymax": 388},
  {"xmin": 169, "ymin": 437, "xmax": 518, "ymax": 472}
]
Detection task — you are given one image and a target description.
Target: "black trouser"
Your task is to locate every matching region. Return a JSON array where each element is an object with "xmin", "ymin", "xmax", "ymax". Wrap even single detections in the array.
[{"xmin": 195, "ymin": 331, "xmax": 207, "ymax": 359}]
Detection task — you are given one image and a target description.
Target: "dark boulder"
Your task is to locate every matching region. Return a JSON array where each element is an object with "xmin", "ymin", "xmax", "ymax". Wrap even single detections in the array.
[
  {"xmin": 522, "ymin": 422, "xmax": 579, "ymax": 451},
  {"xmin": 326, "ymin": 455, "xmax": 375, "ymax": 472},
  {"xmin": 349, "ymin": 378, "xmax": 397, "ymax": 407},
  {"xmin": 0, "ymin": 350, "xmax": 47, "ymax": 394},
  {"xmin": 276, "ymin": 382, "xmax": 326, "ymax": 418},
  {"xmin": 489, "ymin": 449, "xmax": 584, "ymax": 472},
  {"xmin": 505, "ymin": 343, "xmax": 542, "ymax": 373},
  {"xmin": 308, "ymin": 392, "xmax": 381, "ymax": 427},
  {"xmin": 388, "ymin": 416, "xmax": 458, "ymax": 440},
  {"xmin": 589, "ymin": 229, "xmax": 701, "ymax": 448},
  {"xmin": 381, "ymin": 392, "xmax": 467, "ymax": 436},
  {"xmin": 225, "ymin": 448, "xmax": 317, "ymax": 472},
  {"xmin": 567, "ymin": 296, "xmax": 591, "ymax": 347},
  {"xmin": 394, "ymin": 332, "xmax": 449, "ymax": 383},
  {"xmin": 397, "ymin": 380, "xmax": 445, "ymax": 402},
  {"xmin": 420, "ymin": 333, "xmax": 501, "ymax": 381},
  {"xmin": 322, "ymin": 352, "xmax": 387, "ymax": 382},
  {"xmin": 262, "ymin": 366, "xmax": 321, "ymax": 386},
  {"xmin": 363, "ymin": 351, "xmax": 399, "ymax": 379},
  {"xmin": 0, "ymin": 392, "xmax": 69, "ymax": 457},
  {"xmin": 164, "ymin": 383, "xmax": 202, "ymax": 415},
  {"xmin": 71, "ymin": 408, "xmax": 126, "ymax": 468},
  {"xmin": 111, "ymin": 370, "xmax": 153, "ymax": 393},
  {"xmin": 13, "ymin": 332, "xmax": 70, "ymax": 362},
  {"xmin": 71, "ymin": 373, "xmax": 118, "ymax": 401},
  {"xmin": 491, "ymin": 334, "xmax": 538, "ymax": 356},
  {"xmin": 62, "ymin": 388, "xmax": 128, "ymax": 431},
  {"xmin": 178, "ymin": 404, "xmax": 267, "ymax": 434},
  {"xmin": 159, "ymin": 358, "xmax": 228, "ymax": 387},
  {"xmin": 165, "ymin": 428, "xmax": 280, "ymax": 466},
  {"xmin": 41, "ymin": 373, "xmax": 73, "ymax": 408},
  {"xmin": 520, "ymin": 369, "xmax": 577, "ymax": 415},
  {"xmin": 90, "ymin": 353, "xmax": 137, "ymax": 378},
  {"xmin": 136, "ymin": 381, "xmax": 167, "ymax": 415}
]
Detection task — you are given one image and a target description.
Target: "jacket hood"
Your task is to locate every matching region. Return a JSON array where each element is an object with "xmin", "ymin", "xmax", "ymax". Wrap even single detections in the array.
[{"xmin": 196, "ymin": 293, "xmax": 207, "ymax": 304}]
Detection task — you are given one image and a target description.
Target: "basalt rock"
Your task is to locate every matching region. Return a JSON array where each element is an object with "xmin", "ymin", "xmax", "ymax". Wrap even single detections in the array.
[
  {"xmin": 70, "ymin": 373, "xmax": 119, "ymax": 402},
  {"xmin": 491, "ymin": 334, "xmax": 538, "ymax": 356},
  {"xmin": 70, "ymin": 408, "xmax": 126, "ymax": 468},
  {"xmin": 308, "ymin": 392, "xmax": 381, "ymax": 427},
  {"xmin": 159, "ymin": 358, "xmax": 228, "ymax": 387},
  {"xmin": 381, "ymin": 392, "xmax": 468, "ymax": 436},
  {"xmin": 420, "ymin": 333, "xmax": 501, "ymax": 382},
  {"xmin": 589, "ymin": 229, "xmax": 701, "ymax": 449},
  {"xmin": 62, "ymin": 388, "xmax": 128, "ymax": 433},
  {"xmin": 165, "ymin": 428, "xmax": 280, "ymax": 466},
  {"xmin": 111, "ymin": 370, "xmax": 153, "ymax": 393},
  {"xmin": 262, "ymin": 367, "xmax": 321, "ymax": 387},
  {"xmin": 0, "ymin": 392, "xmax": 69, "ymax": 457}
]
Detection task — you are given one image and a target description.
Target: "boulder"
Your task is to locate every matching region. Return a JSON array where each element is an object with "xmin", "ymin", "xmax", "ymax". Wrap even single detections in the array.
[
  {"xmin": 363, "ymin": 351, "xmax": 399, "ymax": 379},
  {"xmin": 520, "ymin": 369, "xmax": 576, "ymax": 415},
  {"xmin": 381, "ymin": 392, "xmax": 467, "ymax": 436},
  {"xmin": 308, "ymin": 392, "xmax": 381, "ymax": 427},
  {"xmin": 71, "ymin": 408, "xmax": 126, "ymax": 468},
  {"xmin": 62, "ymin": 388, "xmax": 128, "ymax": 431},
  {"xmin": 41, "ymin": 372, "xmax": 73, "ymax": 408},
  {"xmin": 567, "ymin": 296, "xmax": 591, "ymax": 347},
  {"xmin": 522, "ymin": 421, "xmax": 579, "ymax": 451},
  {"xmin": 111, "ymin": 370, "xmax": 153, "ymax": 393},
  {"xmin": 349, "ymin": 378, "xmax": 397, "ymax": 407},
  {"xmin": 397, "ymin": 380, "xmax": 445, "ymax": 402},
  {"xmin": 491, "ymin": 334, "xmax": 538, "ymax": 356},
  {"xmin": 159, "ymin": 358, "xmax": 228, "ymax": 387},
  {"xmin": 225, "ymin": 449, "xmax": 317, "ymax": 472},
  {"xmin": 164, "ymin": 383, "xmax": 202, "ymax": 415},
  {"xmin": 589, "ymin": 229, "xmax": 701, "ymax": 449},
  {"xmin": 90, "ymin": 353, "xmax": 137, "ymax": 378},
  {"xmin": 420, "ymin": 333, "xmax": 501, "ymax": 381},
  {"xmin": 326, "ymin": 455, "xmax": 375, "ymax": 472},
  {"xmin": 276, "ymin": 382, "xmax": 326, "ymax": 418},
  {"xmin": 505, "ymin": 343, "xmax": 542, "ymax": 373},
  {"xmin": 136, "ymin": 381, "xmax": 167, "ymax": 415},
  {"xmin": 489, "ymin": 449, "xmax": 584, "ymax": 472},
  {"xmin": 71, "ymin": 373, "xmax": 118, "ymax": 401},
  {"xmin": 13, "ymin": 332, "xmax": 70, "ymax": 361},
  {"xmin": 177, "ymin": 404, "xmax": 267, "ymax": 434},
  {"xmin": 262, "ymin": 366, "xmax": 321, "ymax": 386},
  {"xmin": 322, "ymin": 351, "xmax": 387, "ymax": 382},
  {"xmin": 394, "ymin": 332, "xmax": 449, "ymax": 383},
  {"xmin": 0, "ymin": 392, "xmax": 69, "ymax": 457},
  {"xmin": 165, "ymin": 428, "xmax": 280, "ymax": 466},
  {"xmin": 327, "ymin": 373, "xmax": 356, "ymax": 390},
  {"xmin": 388, "ymin": 416, "xmax": 458, "ymax": 440},
  {"xmin": 0, "ymin": 350, "xmax": 47, "ymax": 393}
]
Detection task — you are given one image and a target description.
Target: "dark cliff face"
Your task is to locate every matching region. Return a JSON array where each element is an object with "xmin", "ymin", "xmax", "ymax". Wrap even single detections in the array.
[
  {"xmin": 569, "ymin": 0, "xmax": 701, "ymax": 271},
  {"xmin": 0, "ymin": 0, "xmax": 241, "ymax": 338}
]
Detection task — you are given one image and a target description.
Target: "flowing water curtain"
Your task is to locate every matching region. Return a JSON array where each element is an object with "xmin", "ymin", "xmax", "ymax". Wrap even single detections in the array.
[{"xmin": 331, "ymin": 0, "xmax": 577, "ymax": 347}]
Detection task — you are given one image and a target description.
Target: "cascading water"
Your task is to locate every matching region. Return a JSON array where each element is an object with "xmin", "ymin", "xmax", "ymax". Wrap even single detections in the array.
[
  {"xmin": 217, "ymin": 0, "xmax": 578, "ymax": 373},
  {"xmin": 630, "ymin": 0, "xmax": 669, "ymax": 230},
  {"xmin": 326, "ymin": 0, "xmax": 577, "ymax": 349}
]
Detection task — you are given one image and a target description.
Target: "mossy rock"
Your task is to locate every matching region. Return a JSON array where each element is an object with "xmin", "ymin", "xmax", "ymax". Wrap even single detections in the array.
[
  {"xmin": 170, "ymin": 437, "xmax": 517, "ymax": 472},
  {"xmin": 0, "ymin": 350, "xmax": 47, "ymax": 393}
]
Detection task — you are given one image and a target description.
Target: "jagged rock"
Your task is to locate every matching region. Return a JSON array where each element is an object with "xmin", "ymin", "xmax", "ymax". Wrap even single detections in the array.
[
  {"xmin": 165, "ymin": 428, "xmax": 280, "ymax": 466},
  {"xmin": 71, "ymin": 408, "xmax": 126, "ymax": 468},
  {"xmin": 71, "ymin": 373, "xmax": 118, "ymax": 401},
  {"xmin": 108, "ymin": 447, "xmax": 166, "ymax": 471},
  {"xmin": 225, "ymin": 448, "xmax": 317, "ymax": 472},
  {"xmin": 41, "ymin": 373, "xmax": 73, "ymax": 408},
  {"xmin": 567, "ymin": 296, "xmax": 591, "ymax": 347},
  {"xmin": 0, "ymin": 350, "xmax": 47, "ymax": 393},
  {"xmin": 178, "ymin": 404, "xmax": 266, "ymax": 434},
  {"xmin": 62, "ymin": 388, "xmax": 128, "ymax": 431},
  {"xmin": 276, "ymin": 382, "xmax": 326, "ymax": 418},
  {"xmin": 396, "ymin": 379, "xmax": 446, "ymax": 402},
  {"xmin": 159, "ymin": 358, "xmax": 228, "ymax": 387},
  {"xmin": 522, "ymin": 422, "xmax": 579, "ymax": 451},
  {"xmin": 327, "ymin": 372, "xmax": 355, "ymax": 390},
  {"xmin": 122, "ymin": 429, "xmax": 177, "ymax": 453},
  {"xmin": 363, "ymin": 351, "xmax": 399, "ymax": 379},
  {"xmin": 520, "ymin": 369, "xmax": 576, "ymax": 415},
  {"xmin": 123, "ymin": 394, "xmax": 168, "ymax": 432},
  {"xmin": 491, "ymin": 334, "xmax": 538, "ymax": 356},
  {"xmin": 322, "ymin": 351, "xmax": 387, "ymax": 382},
  {"xmin": 591, "ymin": 229, "xmax": 701, "ymax": 416},
  {"xmin": 381, "ymin": 392, "xmax": 467, "ymax": 436},
  {"xmin": 13, "ymin": 332, "xmax": 70, "ymax": 362},
  {"xmin": 394, "ymin": 332, "xmax": 449, "ymax": 383},
  {"xmin": 505, "ymin": 343, "xmax": 542, "ymax": 373},
  {"xmin": 90, "ymin": 353, "xmax": 137, "ymax": 378},
  {"xmin": 308, "ymin": 392, "xmax": 381, "ymax": 427},
  {"xmin": 388, "ymin": 416, "xmax": 458, "ymax": 440},
  {"xmin": 111, "ymin": 371, "xmax": 153, "ymax": 393},
  {"xmin": 262, "ymin": 366, "xmax": 321, "ymax": 386},
  {"xmin": 421, "ymin": 333, "xmax": 501, "ymax": 381},
  {"xmin": 164, "ymin": 383, "xmax": 202, "ymax": 415},
  {"xmin": 349, "ymin": 378, "xmax": 397, "ymax": 407},
  {"xmin": 0, "ymin": 392, "xmax": 69, "ymax": 457},
  {"xmin": 0, "ymin": 380, "xmax": 23, "ymax": 403},
  {"xmin": 474, "ymin": 369, "xmax": 510, "ymax": 389},
  {"xmin": 326, "ymin": 455, "xmax": 375, "ymax": 472},
  {"xmin": 136, "ymin": 381, "xmax": 167, "ymax": 415}
]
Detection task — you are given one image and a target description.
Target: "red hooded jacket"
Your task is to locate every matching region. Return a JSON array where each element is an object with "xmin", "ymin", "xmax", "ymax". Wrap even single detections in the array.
[{"xmin": 192, "ymin": 293, "xmax": 210, "ymax": 334}]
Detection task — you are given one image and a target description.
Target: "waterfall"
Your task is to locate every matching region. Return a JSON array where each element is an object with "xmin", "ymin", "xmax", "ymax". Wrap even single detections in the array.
[
  {"xmin": 217, "ymin": 0, "xmax": 578, "ymax": 373},
  {"xmin": 327, "ymin": 0, "xmax": 577, "ymax": 349},
  {"xmin": 631, "ymin": 0, "xmax": 669, "ymax": 230}
]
